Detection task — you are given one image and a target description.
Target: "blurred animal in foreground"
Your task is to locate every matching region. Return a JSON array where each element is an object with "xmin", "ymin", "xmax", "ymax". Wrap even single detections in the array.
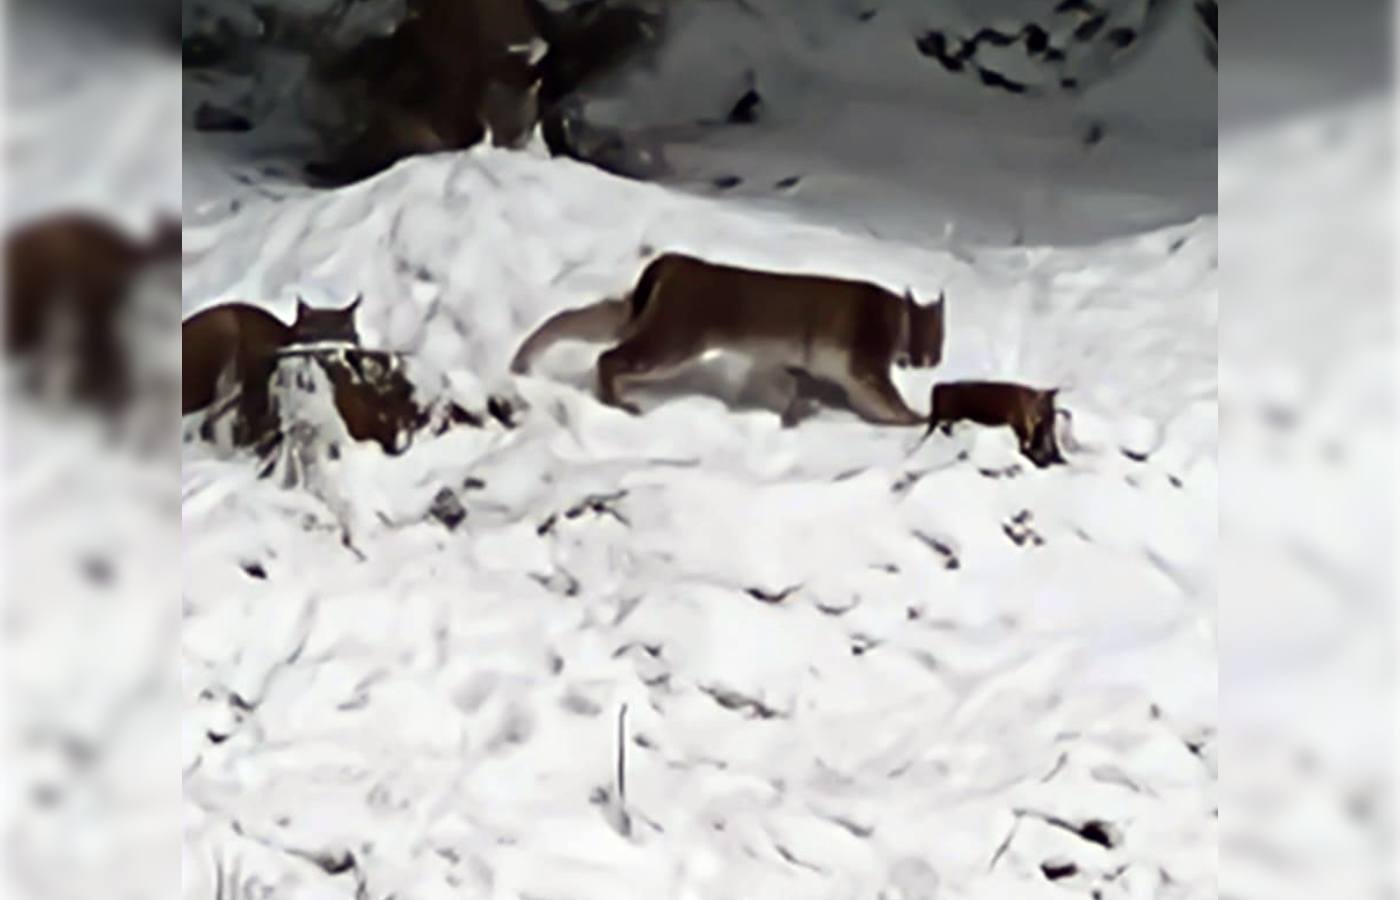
[
  {"xmin": 512, "ymin": 252, "xmax": 945, "ymax": 425},
  {"xmin": 923, "ymin": 380, "xmax": 1065, "ymax": 467},
  {"xmin": 5, "ymin": 211, "xmax": 181, "ymax": 410}
]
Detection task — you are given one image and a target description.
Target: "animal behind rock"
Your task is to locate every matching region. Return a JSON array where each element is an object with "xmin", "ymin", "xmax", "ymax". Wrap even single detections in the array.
[
  {"xmin": 511, "ymin": 252, "xmax": 946, "ymax": 425},
  {"xmin": 182, "ymin": 296, "xmax": 361, "ymax": 445}
]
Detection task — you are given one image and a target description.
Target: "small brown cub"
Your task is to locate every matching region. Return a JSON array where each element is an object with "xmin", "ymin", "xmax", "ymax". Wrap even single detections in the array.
[{"xmin": 925, "ymin": 380, "xmax": 1065, "ymax": 468}]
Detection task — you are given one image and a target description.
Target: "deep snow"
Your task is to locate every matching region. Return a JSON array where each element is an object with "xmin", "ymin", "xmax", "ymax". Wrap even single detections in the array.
[
  {"xmin": 175, "ymin": 0, "xmax": 1220, "ymax": 892},
  {"xmin": 3, "ymin": 1, "xmax": 1287, "ymax": 898}
]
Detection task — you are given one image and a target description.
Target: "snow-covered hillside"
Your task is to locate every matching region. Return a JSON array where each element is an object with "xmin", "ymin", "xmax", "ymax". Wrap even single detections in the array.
[
  {"xmin": 182, "ymin": 152, "xmax": 1218, "ymax": 898},
  {"xmin": 175, "ymin": 2, "xmax": 1222, "ymax": 898}
]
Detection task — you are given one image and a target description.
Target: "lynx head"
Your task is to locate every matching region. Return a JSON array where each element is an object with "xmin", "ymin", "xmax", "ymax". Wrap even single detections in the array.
[
  {"xmin": 901, "ymin": 289, "xmax": 945, "ymax": 369},
  {"xmin": 1024, "ymin": 388, "xmax": 1064, "ymax": 467},
  {"xmin": 292, "ymin": 294, "xmax": 362, "ymax": 345}
]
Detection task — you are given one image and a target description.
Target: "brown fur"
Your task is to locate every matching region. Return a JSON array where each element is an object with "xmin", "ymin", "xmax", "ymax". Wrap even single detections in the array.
[
  {"xmin": 5, "ymin": 211, "xmax": 181, "ymax": 409},
  {"xmin": 924, "ymin": 380, "xmax": 1064, "ymax": 467},
  {"xmin": 318, "ymin": 350, "xmax": 425, "ymax": 455},
  {"xmin": 182, "ymin": 297, "xmax": 361, "ymax": 445},
  {"xmin": 511, "ymin": 253, "xmax": 946, "ymax": 425}
]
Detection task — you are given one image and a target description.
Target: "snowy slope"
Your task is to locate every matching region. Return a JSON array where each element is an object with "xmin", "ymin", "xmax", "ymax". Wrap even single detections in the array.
[
  {"xmin": 181, "ymin": 149, "xmax": 1216, "ymax": 900},
  {"xmin": 561, "ymin": 0, "xmax": 1216, "ymax": 245},
  {"xmin": 175, "ymin": 2, "xmax": 1220, "ymax": 899}
]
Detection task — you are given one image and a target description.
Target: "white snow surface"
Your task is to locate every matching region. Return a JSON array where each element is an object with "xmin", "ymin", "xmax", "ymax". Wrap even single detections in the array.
[
  {"xmin": 7, "ymin": 4, "xmax": 1231, "ymax": 900},
  {"xmin": 180, "ymin": 79, "xmax": 1218, "ymax": 900},
  {"xmin": 174, "ymin": 2, "xmax": 1222, "ymax": 898}
]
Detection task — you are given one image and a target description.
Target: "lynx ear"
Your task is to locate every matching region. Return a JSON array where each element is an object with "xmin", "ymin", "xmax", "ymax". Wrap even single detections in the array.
[
  {"xmin": 347, "ymin": 293, "xmax": 363, "ymax": 313},
  {"xmin": 937, "ymin": 289, "xmax": 946, "ymax": 306},
  {"xmin": 296, "ymin": 295, "xmax": 311, "ymax": 317}
]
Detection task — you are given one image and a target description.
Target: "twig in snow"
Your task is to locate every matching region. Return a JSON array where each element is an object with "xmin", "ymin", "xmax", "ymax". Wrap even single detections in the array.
[
  {"xmin": 988, "ymin": 812, "xmax": 1022, "ymax": 871},
  {"xmin": 1040, "ymin": 752, "xmax": 1068, "ymax": 783},
  {"xmin": 617, "ymin": 703, "xmax": 628, "ymax": 811},
  {"xmin": 745, "ymin": 584, "xmax": 800, "ymax": 604},
  {"xmin": 599, "ymin": 702, "xmax": 633, "ymax": 838}
]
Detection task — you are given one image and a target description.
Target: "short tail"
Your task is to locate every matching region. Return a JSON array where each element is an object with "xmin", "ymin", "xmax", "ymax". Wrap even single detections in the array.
[{"xmin": 509, "ymin": 296, "xmax": 631, "ymax": 374}]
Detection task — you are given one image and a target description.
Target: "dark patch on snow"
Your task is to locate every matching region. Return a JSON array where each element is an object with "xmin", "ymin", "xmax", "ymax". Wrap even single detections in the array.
[
  {"xmin": 81, "ymin": 555, "xmax": 114, "ymax": 587},
  {"xmin": 1002, "ymin": 509, "xmax": 1045, "ymax": 547},
  {"xmin": 727, "ymin": 88, "xmax": 762, "ymax": 124},
  {"xmin": 428, "ymin": 487, "xmax": 467, "ymax": 530},
  {"xmin": 1023, "ymin": 24, "xmax": 1050, "ymax": 55},
  {"xmin": 977, "ymin": 67, "xmax": 1028, "ymax": 95},
  {"xmin": 193, "ymin": 103, "xmax": 252, "ymax": 133},
  {"xmin": 773, "ymin": 174, "xmax": 802, "ymax": 190},
  {"xmin": 486, "ymin": 395, "xmax": 518, "ymax": 428},
  {"xmin": 712, "ymin": 175, "xmax": 742, "ymax": 190},
  {"xmin": 1107, "ymin": 26, "xmax": 1137, "ymax": 49},
  {"xmin": 702, "ymin": 685, "xmax": 783, "ymax": 719},
  {"xmin": 1073, "ymin": 13, "xmax": 1108, "ymax": 41},
  {"xmin": 745, "ymin": 584, "xmax": 800, "ymax": 604},
  {"xmin": 240, "ymin": 561, "xmax": 268, "ymax": 580},
  {"xmin": 1076, "ymin": 819, "xmax": 1118, "ymax": 849},
  {"xmin": 915, "ymin": 32, "xmax": 965, "ymax": 72},
  {"xmin": 911, "ymin": 530, "xmax": 960, "ymax": 569}
]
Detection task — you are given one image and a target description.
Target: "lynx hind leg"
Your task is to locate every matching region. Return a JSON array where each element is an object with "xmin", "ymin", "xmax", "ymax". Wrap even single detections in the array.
[
  {"xmin": 844, "ymin": 370, "xmax": 924, "ymax": 426},
  {"xmin": 595, "ymin": 331, "xmax": 703, "ymax": 415},
  {"xmin": 743, "ymin": 366, "xmax": 811, "ymax": 427}
]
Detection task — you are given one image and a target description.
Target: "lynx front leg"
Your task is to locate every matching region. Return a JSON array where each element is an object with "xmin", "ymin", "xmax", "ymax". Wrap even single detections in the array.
[{"xmin": 844, "ymin": 370, "xmax": 925, "ymax": 426}]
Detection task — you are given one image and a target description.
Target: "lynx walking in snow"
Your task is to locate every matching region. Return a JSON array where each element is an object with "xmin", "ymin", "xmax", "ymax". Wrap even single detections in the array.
[{"xmin": 511, "ymin": 253, "xmax": 946, "ymax": 425}]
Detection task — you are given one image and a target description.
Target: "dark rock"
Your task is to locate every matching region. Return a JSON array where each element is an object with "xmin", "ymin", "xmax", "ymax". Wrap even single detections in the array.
[
  {"xmin": 428, "ymin": 487, "xmax": 467, "ymax": 530},
  {"xmin": 193, "ymin": 103, "xmax": 253, "ymax": 133}
]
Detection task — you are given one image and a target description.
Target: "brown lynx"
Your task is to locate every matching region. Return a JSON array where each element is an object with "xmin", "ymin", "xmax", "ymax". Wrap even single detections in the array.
[
  {"xmin": 182, "ymin": 296, "xmax": 361, "ymax": 444},
  {"xmin": 511, "ymin": 252, "xmax": 946, "ymax": 425},
  {"xmin": 6, "ymin": 211, "xmax": 181, "ymax": 409}
]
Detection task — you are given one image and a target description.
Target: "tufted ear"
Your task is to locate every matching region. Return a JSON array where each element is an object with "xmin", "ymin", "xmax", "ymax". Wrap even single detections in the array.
[
  {"xmin": 346, "ymin": 293, "xmax": 362, "ymax": 313},
  {"xmin": 936, "ymin": 289, "xmax": 946, "ymax": 306},
  {"xmin": 296, "ymin": 295, "xmax": 311, "ymax": 317}
]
